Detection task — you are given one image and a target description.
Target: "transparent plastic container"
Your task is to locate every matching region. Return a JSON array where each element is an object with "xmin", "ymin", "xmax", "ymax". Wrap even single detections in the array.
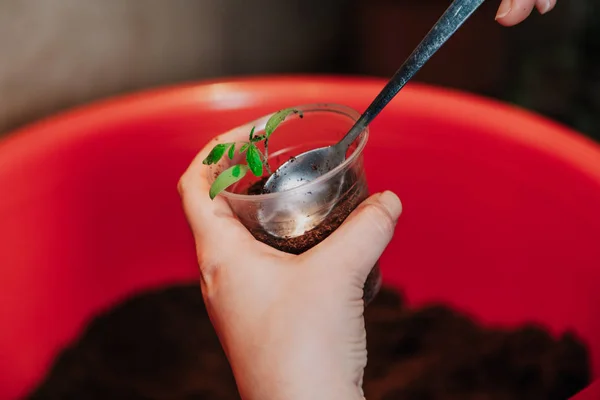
[{"xmin": 208, "ymin": 103, "xmax": 382, "ymax": 304}]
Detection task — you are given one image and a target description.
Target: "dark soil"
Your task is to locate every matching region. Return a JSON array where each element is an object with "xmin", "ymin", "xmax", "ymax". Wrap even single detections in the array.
[
  {"xmin": 28, "ymin": 284, "xmax": 591, "ymax": 400},
  {"xmin": 246, "ymin": 176, "xmax": 270, "ymax": 195}
]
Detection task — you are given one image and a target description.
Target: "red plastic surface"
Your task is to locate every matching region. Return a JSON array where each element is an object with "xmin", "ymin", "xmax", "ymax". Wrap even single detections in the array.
[
  {"xmin": 571, "ymin": 381, "xmax": 600, "ymax": 400},
  {"xmin": 1, "ymin": 76, "xmax": 599, "ymax": 399}
]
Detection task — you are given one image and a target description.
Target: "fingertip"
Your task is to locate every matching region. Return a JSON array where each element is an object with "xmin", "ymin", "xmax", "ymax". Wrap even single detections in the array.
[
  {"xmin": 378, "ymin": 191, "xmax": 403, "ymax": 221},
  {"xmin": 535, "ymin": 0, "xmax": 555, "ymax": 15},
  {"xmin": 495, "ymin": 11, "xmax": 526, "ymax": 27},
  {"xmin": 495, "ymin": 0, "xmax": 535, "ymax": 26},
  {"xmin": 495, "ymin": 0, "xmax": 512, "ymax": 21},
  {"xmin": 495, "ymin": 17, "xmax": 516, "ymax": 27},
  {"xmin": 495, "ymin": 13, "xmax": 528, "ymax": 27}
]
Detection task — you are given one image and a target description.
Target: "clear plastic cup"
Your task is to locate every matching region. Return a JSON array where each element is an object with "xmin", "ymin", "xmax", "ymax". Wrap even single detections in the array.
[{"xmin": 207, "ymin": 103, "xmax": 382, "ymax": 304}]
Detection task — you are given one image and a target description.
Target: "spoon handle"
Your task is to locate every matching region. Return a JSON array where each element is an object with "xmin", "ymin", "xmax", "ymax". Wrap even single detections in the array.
[{"xmin": 340, "ymin": 0, "xmax": 486, "ymax": 149}]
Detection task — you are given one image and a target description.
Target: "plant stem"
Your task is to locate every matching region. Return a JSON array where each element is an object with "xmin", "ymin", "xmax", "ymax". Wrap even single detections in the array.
[{"xmin": 263, "ymin": 139, "xmax": 272, "ymax": 175}]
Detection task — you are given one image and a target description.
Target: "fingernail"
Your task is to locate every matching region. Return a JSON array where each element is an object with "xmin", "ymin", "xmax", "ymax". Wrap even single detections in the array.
[
  {"xmin": 379, "ymin": 191, "xmax": 403, "ymax": 219},
  {"xmin": 495, "ymin": 0, "xmax": 512, "ymax": 19},
  {"xmin": 539, "ymin": 0, "xmax": 552, "ymax": 14}
]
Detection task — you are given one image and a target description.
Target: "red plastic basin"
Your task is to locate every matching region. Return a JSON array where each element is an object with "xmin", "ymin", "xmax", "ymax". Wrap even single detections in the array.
[{"xmin": 1, "ymin": 76, "xmax": 599, "ymax": 399}]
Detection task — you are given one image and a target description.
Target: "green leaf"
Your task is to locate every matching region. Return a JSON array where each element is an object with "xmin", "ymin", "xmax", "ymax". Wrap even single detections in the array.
[
  {"xmin": 240, "ymin": 143, "xmax": 250, "ymax": 153},
  {"xmin": 249, "ymin": 126, "xmax": 256, "ymax": 140},
  {"xmin": 246, "ymin": 144, "xmax": 263, "ymax": 176},
  {"xmin": 227, "ymin": 143, "xmax": 235, "ymax": 159},
  {"xmin": 265, "ymin": 108, "xmax": 301, "ymax": 138},
  {"xmin": 209, "ymin": 164, "xmax": 250, "ymax": 199},
  {"xmin": 202, "ymin": 144, "xmax": 229, "ymax": 165}
]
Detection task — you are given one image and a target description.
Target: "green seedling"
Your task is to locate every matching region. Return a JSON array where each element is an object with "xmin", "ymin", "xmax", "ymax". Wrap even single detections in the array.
[{"xmin": 202, "ymin": 108, "xmax": 302, "ymax": 199}]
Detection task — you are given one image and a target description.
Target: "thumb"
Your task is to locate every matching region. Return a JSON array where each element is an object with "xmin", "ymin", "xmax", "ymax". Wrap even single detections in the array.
[{"xmin": 308, "ymin": 191, "xmax": 402, "ymax": 280}]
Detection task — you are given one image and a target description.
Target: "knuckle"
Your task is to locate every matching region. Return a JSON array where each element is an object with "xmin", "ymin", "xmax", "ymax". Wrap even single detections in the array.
[
  {"xmin": 177, "ymin": 174, "xmax": 190, "ymax": 197},
  {"xmin": 197, "ymin": 253, "xmax": 224, "ymax": 290}
]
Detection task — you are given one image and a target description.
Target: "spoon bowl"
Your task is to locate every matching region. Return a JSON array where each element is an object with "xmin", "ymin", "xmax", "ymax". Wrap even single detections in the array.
[{"xmin": 266, "ymin": 145, "xmax": 345, "ymax": 193}]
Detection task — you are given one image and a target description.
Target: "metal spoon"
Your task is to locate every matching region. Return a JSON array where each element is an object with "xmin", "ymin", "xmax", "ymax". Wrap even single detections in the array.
[{"xmin": 264, "ymin": 0, "xmax": 486, "ymax": 194}]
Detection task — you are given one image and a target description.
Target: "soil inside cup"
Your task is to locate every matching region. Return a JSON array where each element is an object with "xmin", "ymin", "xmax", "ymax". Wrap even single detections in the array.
[{"xmin": 242, "ymin": 172, "xmax": 381, "ymax": 304}]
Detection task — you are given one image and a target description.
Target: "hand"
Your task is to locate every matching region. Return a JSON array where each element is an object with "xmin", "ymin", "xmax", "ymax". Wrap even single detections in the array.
[
  {"xmin": 178, "ymin": 129, "xmax": 402, "ymax": 400},
  {"xmin": 496, "ymin": 0, "xmax": 557, "ymax": 26}
]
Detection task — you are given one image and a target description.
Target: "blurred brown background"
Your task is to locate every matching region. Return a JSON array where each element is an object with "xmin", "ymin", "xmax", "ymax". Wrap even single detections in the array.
[{"xmin": 1, "ymin": 0, "xmax": 598, "ymax": 140}]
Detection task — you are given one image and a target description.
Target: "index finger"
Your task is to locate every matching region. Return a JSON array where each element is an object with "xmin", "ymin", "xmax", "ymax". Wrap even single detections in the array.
[{"xmin": 178, "ymin": 128, "xmax": 256, "ymax": 265}]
